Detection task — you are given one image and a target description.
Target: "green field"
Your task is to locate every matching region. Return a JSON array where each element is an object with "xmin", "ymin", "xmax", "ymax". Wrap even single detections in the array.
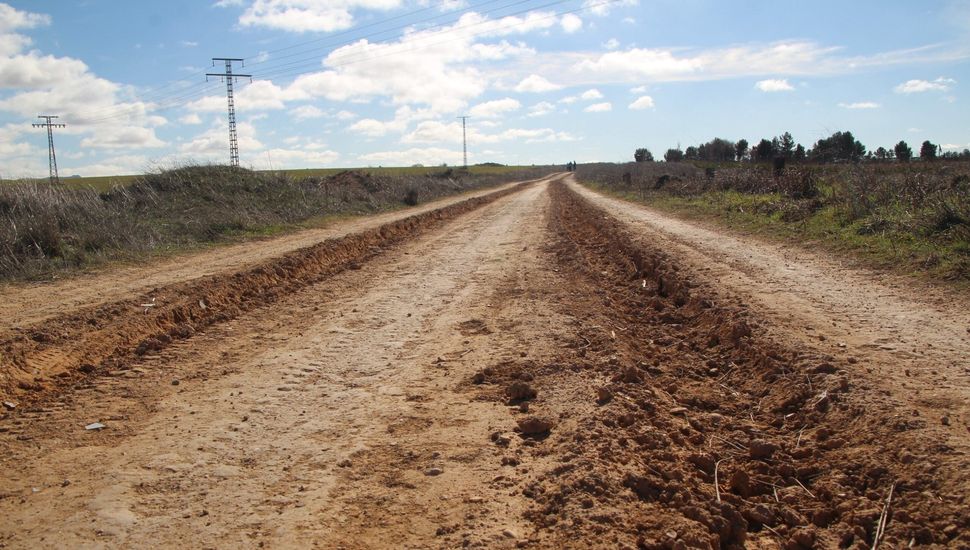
[{"xmin": 7, "ymin": 164, "xmax": 539, "ymax": 192}]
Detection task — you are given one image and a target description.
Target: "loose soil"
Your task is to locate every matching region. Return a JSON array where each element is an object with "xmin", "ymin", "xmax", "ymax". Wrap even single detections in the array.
[{"xmin": 0, "ymin": 174, "xmax": 965, "ymax": 549}]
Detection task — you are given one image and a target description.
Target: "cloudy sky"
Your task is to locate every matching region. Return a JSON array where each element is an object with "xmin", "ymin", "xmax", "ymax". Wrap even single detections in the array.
[{"xmin": 1, "ymin": 0, "xmax": 969, "ymax": 177}]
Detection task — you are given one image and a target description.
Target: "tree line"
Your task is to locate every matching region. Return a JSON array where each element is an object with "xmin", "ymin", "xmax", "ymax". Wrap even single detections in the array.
[{"xmin": 634, "ymin": 131, "xmax": 970, "ymax": 164}]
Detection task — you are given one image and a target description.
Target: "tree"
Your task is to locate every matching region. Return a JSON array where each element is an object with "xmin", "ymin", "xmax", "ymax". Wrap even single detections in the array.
[
  {"xmin": 810, "ymin": 131, "xmax": 866, "ymax": 163},
  {"xmin": 920, "ymin": 140, "xmax": 938, "ymax": 161},
  {"xmin": 794, "ymin": 144, "xmax": 806, "ymax": 161},
  {"xmin": 684, "ymin": 146, "xmax": 700, "ymax": 161},
  {"xmin": 780, "ymin": 132, "xmax": 796, "ymax": 159},
  {"xmin": 664, "ymin": 148, "xmax": 684, "ymax": 162},
  {"xmin": 634, "ymin": 148, "xmax": 654, "ymax": 162},
  {"xmin": 697, "ymin": 137, "xmax": 736, "ymax": 162},
  {"xmin": 753, "ymin": 139, "xmax": 776, "ymax": 162},
  {"xmin": 735, "ymin": 139, "xmax": 749, "ymax": 162},
  {"xmin": 874, "ymin": 146, "xmax": 888, "ymax": 160},
  {"xmin": 894, "ymin": 140, "xmax": 913, "ymax": 162}
]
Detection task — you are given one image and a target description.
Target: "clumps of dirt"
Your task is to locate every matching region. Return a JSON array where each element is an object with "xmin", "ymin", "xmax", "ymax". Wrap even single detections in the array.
[
  {"xmin": 458, "ymin": 319, "xmax": 492, "ymax": 336},
  {"xmin": 500, "ymin": 182, "xmax": 969, "ymax": 549},
  {"xmin": 0, "ymin": 183, "xmax": 530, "ymax": 405}
]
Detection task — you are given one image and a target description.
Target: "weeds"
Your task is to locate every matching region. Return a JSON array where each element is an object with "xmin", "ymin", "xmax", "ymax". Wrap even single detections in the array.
[
  {"xmin": 0, "ymin": 164, "xmax": 550, "ymax": 282},
  {"xmin": 577, "ymin": 161, "xmax": 970, "ymax": 281}
]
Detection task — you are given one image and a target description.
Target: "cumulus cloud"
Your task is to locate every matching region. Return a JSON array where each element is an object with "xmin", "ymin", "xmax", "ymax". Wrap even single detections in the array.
[
  {"xmin": 581, "ymin": 88, "xmax": 604, "ymax": 100},
  {"xmin": 839, "ymin": 101, "xmax": 880, "ymax": 109},
  {"xmin": 527, "ymin": 101, "xmax": 555, "ymax": 117},
  {"xmin": 584, "ymin": 102, "xmax": 612, "ymax": 113},
  {"xmin": 468, "ymin": 97, "xmax": 521, "ymax": 118},
  {"xmin": 179, "ymin": 113, "xmax": 203, "ymax": 124},
  {"xmin": 628, "ymin": 96, "xmax": 654, "ymax": 110},
  {"xmin": 290, "ymin": 105, "xmax": 326, "ymax": 120},
  {"xmin": 233, "ymin": 0, "xmax": 403, "ymax": 33},
  {"xmin": 188, "ymin": 80, "xmax": 306, "ymax": 112},
  {"xmin": 514, "ymin": 74, "xmax": 561, "ymax": 93},
  {"xmin": 894, "ymin": 77, "xmax": 956, "ymax": 94},
  {"xmin": 560, "ymin": 13, "xmax": 582, "ymax": 33},
  {"xmin": 755, "ymin": 79, "xmax": 794, "ymax": 92}
]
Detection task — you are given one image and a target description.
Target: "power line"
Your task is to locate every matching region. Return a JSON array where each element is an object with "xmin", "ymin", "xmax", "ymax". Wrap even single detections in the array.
[
  {"xmin": 207, "ymin": 58, "xmax": 252, "ymax": 167},
  {"xmin": 31, "ymin": 115, "xmax": 66, "ymax": 184}
]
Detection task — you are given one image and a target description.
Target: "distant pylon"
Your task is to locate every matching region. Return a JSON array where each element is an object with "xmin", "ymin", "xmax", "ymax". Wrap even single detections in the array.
[
  {"xmin": 207, "ymin": 58, "xmax": 251, "ymax": 167},
  {"xmin": 457, "ymin": 115, "xmax": 470, "ymax": 169},
  {"xmin": 32, "ymin": 115, "xmax": 66, "ymax": 184}
]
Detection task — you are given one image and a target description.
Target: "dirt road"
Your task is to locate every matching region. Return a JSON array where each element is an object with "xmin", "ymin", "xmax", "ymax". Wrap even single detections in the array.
[{"xmin": 1, "ymin": 175, "xmax": 966, "ymax": 548}]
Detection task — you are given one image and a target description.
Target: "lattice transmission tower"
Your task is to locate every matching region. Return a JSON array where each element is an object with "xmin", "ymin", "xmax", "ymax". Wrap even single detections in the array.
[
  {"xmin": 457, "ymin": 115, "xmax": 470, "ymax": 169},
  {"xmin": 206, "ymin": 58, "xmax": 251, "ymax": 167},
  {"xmin": 32, "ymin": 115, "xmax": 66, "ymax": 184}
]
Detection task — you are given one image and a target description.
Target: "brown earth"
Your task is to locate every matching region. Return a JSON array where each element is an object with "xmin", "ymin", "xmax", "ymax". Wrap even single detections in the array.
[{"xmin": 0, "ymin": 174, "xmax": 966, "ymax": 549}]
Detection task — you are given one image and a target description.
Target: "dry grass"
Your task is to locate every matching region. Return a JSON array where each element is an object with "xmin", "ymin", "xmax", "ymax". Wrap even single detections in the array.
[{"xmin": 0, "ymin": 164, "xmax": 552, "ymax": 282}]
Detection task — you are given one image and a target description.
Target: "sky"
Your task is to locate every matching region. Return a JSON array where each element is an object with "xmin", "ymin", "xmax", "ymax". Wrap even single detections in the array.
[{"xmin": 1, "ymin": 0, "xmax": 969, "ymax": 177}]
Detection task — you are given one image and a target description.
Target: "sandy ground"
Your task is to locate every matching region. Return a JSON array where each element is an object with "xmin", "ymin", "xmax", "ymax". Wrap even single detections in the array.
[{"xmin": 0, "ymin": 175, "xmax": 966, "ymax": 549}]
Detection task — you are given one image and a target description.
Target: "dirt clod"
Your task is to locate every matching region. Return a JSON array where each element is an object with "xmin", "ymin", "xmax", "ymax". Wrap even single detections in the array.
[
  {"xmin": 517, "ymin": 416, "xmax": 553, "ymax": 435},
  {"xmin": 747, "ymin": 439, "xmax": 778, "ymax": 460}
]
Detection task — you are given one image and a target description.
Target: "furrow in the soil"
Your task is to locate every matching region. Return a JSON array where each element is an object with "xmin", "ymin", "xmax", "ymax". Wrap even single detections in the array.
[
  {"xmin": 0, "ymin": 176, "xmax": 552, "ymax": 405},
  {"xmin": 461, "ymin": 180, "xmax": 965, "ymax": 548}
]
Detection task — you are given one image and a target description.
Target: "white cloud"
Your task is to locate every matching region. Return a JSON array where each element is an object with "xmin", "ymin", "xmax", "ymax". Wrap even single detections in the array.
[
  {"xmin": 630, "ymin": 85, "xmax": 648, "ymax": 93},
  {"xmin": 755, "ymin": 78, "xmax": 794, "ymax": 92},
  {"xmin": 583, "ymin": 0, "xmax": 638, "ymax": 17},
  {"xmin": 180, "ymin": 121, "xmax": 262, "ymax": 156},
  {"xmin": 839, "ymin": 101, "xmax": 880, "ymax": 109},
  {"xmin": 291, "ymin": 105, "xmax": 325, "ymax": 120},
  {"xmin": 580, "ymin": 88, "xmax": 604, "ymax": 100},
  {"xmin": 179, "ymin": 113, "xmax": 203, "ymax": 124},
  {"xmin": 560, "ymin": 13, "xmax": 582, "ymax": 33},
  {"xmin": 347, "ymin": 105, "xmax": 435, "ymax": 136},
  {"xmin": 894, "ymin": 77, "xmax": 956, "ymax": 94},
  {"xmin": 79, "ymin": 126, "xmax": 166, "ymax": 149},
  {"xmin": 514, "ymin": 74, "xmax": 561, "ymax": 93},
  {"xmin": 235, "ymin": 0, "xmax": 403, "ymax": 33},
  {"xmin": 603, "ymin": 38, "xmax": 620, "ymax": 50},
  {"xmin": 527, "ymin": 101, "xmax": 555, "ymax": 117},
  {"xmin": 187, "ymin": 80, "xmax": 306, "ymax": 112},
  {"xmin": 584, "ymin": 102, "xmax": 612, "ymax": 113},
  {"xmin": 334, "ymin": 110, "xmax": 357, "ymax": 120},
  {"xmin": 179, "ymin": 40, "xmax": 198, "ymax": 47},
  {"xmin": 628, "ymin": 96, "xmax": 654, "ymax": 110},
  {"xmin": 558, "ymin": 95, "xmax": 578, "ymax": 104},
  {"xmin": 253, "ymin": 148, "xmax": 340, "ymax": 170},
  {"xmin": 468, "ymin": 97, "xmax": 521, "ymax": 118}
]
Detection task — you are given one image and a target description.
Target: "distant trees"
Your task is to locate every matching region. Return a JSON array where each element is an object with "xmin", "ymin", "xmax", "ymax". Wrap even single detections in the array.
[
  {"xmin": 809, "ymin": 131, "xmax": 865, "ymax": 163},
  {"xmin": 753, "ymin": 139, "xmax": 776, "ymax": 162},
  {"xmin": 697, "ymin": 138, "xmax": 736, "ymax": 162},
  {"xmin": 894, "ymin": 141, "xmax": 913, "ymax": 162},
  {"xmin": 920, "ymin": 140, "xmax": 938, "ymax": 161},
  {"xmin": 779, "ymin": 132, "xmax": 796, "ymax": 159},
  {"xmin": 874, "ymin": 147, "xmax": 889, "ymax": 160},
  {"xmin": 794, "ymin": 144, "xmax": 806, "ymax": 161},
  {"xmin": 634, "ymin": 148, "xmax": 654, "ymax": 162},
  {"xmin": 735, "ymin": 139, "xmax": 749, "ymax": 161},
  {"xmin": 664, "ymin": 148, "xmax": 685, "ymax": 162}
]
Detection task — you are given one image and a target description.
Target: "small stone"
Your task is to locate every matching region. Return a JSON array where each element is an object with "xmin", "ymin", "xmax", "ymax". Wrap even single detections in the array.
[
  {"xmin": 472, "ymin": 372, "xmax": 485, "ymax": 384},
  {"xmin": 596, "ymin": 387, "xmax": 613, "ymax": 403},
  {"xmin": 425, "ymin": 467, "xmax": 444, "ymax": 476},
  {"xmin": 669, "ymin": 407, "xmax": 688, "ymax": 415},
  {"xmin": 171, "ymin": 379, "xmax": 180, "ymax": 386},
  {"xmin": 2, "ymin": 401, "xmax": 15, "ymax": 411},
  {"xmin": 620, "ymin": 367, "xmax": 641, "ymax": 383},
  {"xmin": 85, "ymin": 422, "xmax": 106, "ymax": 431},
  {"xmin": 502, "ymin": 529, "xmax": 517, "ymax": 539},
  {"xmin": 506, "ymin": 381, "xmax": 536, "ymax": 401},
  {"xmin": 468, "ymin": 496, "xmax": 484, "ymax": 503},
  {"xmin": 517, "ymin": 416, "xmax": 553, "ymax": 435},
  {"xmin": 748, "ymin": 439, "xmax": 778, "ymax": 460},
  {"xmin": 941, "ymin": 415, "xmax": 950, "ymax": 426},
  {"xmin": 61, "ymin": 479, "xmax": 71, "ymax": 487},
  {"xmin": 337, "ymin": 459, "xmax": 352, "ymax": 468},
  {"xmin": 518, "ymin": 402, "xmax": 529, "ymax": 413}
]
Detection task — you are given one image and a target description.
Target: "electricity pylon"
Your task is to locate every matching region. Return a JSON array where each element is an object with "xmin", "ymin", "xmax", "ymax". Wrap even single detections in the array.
[
  {"xmin": 457, "ymin": 115, "xmax": 470, "ymax": 169},
  {"xmin": 206, "ymin": 58, "xmax": 251, "ymax": 167},
  {"xmin": 32, "ymin": 115, "xmax": 66, "ymax": 184}
]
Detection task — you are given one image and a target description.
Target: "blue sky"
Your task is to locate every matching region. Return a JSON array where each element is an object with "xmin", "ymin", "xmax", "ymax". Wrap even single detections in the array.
[{"xmin": 1, "ymin": 0, "xmax": 969, "ymax": 176}]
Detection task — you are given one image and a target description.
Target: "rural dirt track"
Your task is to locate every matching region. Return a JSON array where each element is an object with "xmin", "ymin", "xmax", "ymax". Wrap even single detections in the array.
[{"xmin": 0, "ymin": 174, "xmax": 967, "ymax": 549}]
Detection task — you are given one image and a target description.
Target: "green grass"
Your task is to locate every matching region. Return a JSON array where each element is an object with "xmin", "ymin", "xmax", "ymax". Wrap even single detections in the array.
[{"xmin": 586, "ymin": 184, "xmax": 970, "ymax": 287}]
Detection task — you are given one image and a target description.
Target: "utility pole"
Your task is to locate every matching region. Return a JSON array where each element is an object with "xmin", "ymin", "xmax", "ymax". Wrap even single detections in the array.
[
  {"xmin": 206, "ymin": 58, "xmax": 251, "ymax": 167},
  {"xmin": 32, "ymin": 115, "xmax": 66, "ymax": 184},
  {"xmin": 457, "ymin": 115, "xmax": 469, "ymax": 169}
]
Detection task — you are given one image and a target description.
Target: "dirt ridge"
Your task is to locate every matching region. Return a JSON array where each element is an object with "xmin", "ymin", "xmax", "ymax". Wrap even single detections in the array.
[
  {"xmin": 0, "ymin": 177, "xmax": 547, "ymax": 404},
  {"xmin": 491, "ymin": 181, "xmax": 968, "ymax": 548}
]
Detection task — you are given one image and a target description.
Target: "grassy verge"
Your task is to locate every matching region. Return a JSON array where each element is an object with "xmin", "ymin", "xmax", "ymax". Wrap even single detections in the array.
[
  {"xmin": 576, "ymin": 161, "xmax": 970, "ymax": 287},
  {"xmin": 1, "ymin": 164, "xmax": 554, "ymax": 283}
]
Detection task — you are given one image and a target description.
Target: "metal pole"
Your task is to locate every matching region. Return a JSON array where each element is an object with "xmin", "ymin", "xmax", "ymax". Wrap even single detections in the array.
[{"xmin": 207, "ymin": 58, "xmax": 251, "ymax": 167}]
